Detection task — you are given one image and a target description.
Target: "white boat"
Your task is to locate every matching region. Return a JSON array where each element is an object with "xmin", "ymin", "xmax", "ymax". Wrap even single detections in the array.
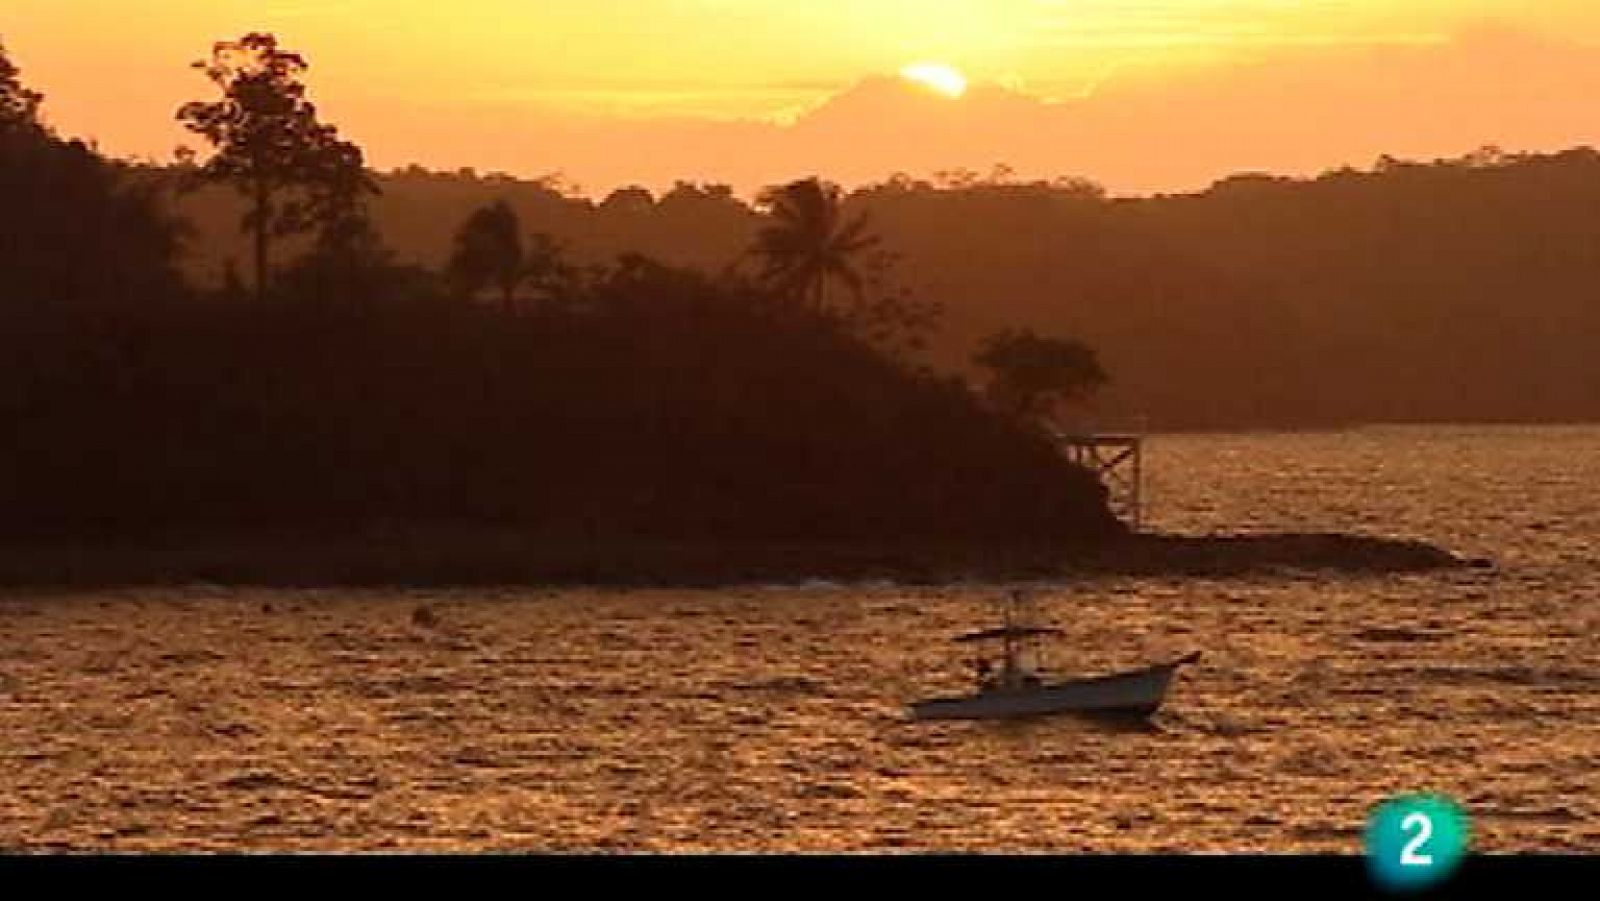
[{"xmin": 908, "ymin": 591, "xmax": 1200, "ymax": 722}]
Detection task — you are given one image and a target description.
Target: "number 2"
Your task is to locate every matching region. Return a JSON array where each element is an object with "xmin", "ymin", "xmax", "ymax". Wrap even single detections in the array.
[{"xmin": 1400, "ymin": 812, "xmax": 1434, "ymax": 866}]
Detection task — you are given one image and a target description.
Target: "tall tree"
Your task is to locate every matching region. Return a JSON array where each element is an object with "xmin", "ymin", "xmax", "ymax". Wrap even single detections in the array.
[
  {"xmin": 974, "ymin": 329, "xmax": 1108, "ymax": 428},
  {"xmin": 750, "ymin": 177, "xmax": 880, "ymax": 313},
  {"xmin": 177, "ymin": 32, "xmax": 375, "ymax": 303},
  {"xmin": 0, "ymin": 39, "xmax": 43, "ymax": 133}
]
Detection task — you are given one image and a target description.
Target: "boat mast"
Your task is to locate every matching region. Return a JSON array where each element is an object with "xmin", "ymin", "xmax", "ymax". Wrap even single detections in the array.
[{"xmin": 1004, "ymin": 590, "xmax": 1025, "ymax": 682}]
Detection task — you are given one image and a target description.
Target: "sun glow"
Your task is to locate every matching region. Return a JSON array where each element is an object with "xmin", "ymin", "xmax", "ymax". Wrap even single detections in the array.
[{"xmin": 900, "ymin": 62, "xmax": 968, "ymax": 98}]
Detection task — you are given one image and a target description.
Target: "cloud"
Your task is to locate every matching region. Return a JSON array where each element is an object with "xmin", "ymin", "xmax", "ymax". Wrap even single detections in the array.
[{"xmin": 349, "ymin": 26, "xmax": 1600, "ymax": 199}]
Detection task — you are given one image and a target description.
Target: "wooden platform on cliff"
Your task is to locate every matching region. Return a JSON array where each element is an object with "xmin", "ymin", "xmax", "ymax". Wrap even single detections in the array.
[{"xmin": 1056, "ymin": 431, "xmax": 1144, "ymax": 530}]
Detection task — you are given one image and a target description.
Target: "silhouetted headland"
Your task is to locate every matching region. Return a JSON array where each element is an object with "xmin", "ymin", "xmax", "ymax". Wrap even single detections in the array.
[
  {"xmin": 0, "ymin": 528, "xmax": 1473, "ymax": 590},
  {"xmin": 0, "ymin": 37, "xmax": 1479, "ymax": 591}
]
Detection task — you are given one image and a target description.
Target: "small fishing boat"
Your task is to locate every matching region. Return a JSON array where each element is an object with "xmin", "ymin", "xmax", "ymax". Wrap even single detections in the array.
[{"xmin": 909, "ymin": 591, "xmax": 1200, "ymax": 722}]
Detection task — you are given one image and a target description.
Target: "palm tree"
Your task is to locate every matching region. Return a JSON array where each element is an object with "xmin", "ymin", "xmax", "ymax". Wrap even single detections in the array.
[{"xmin": 750, "ymin": 178, "xmax": 880, "ymax": 313}]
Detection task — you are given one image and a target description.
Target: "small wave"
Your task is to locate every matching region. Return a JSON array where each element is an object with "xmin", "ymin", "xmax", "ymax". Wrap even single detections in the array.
[
  {"xmin": 1353, "ymin": 626, "xmax": 1450, "ymax": 643},
  {"xmin": 1413, "ymin": 664, "xmax": 1600, "ymax": 687},
  {"xmin": 729, "ymin": 676, "xmax": 827, "ymax": 695}
]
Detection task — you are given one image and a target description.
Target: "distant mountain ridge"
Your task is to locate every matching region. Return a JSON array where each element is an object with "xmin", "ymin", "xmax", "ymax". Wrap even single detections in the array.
[{"xmin": 160, "ymin": 144, "xmax": 1600, "ymax": 430}]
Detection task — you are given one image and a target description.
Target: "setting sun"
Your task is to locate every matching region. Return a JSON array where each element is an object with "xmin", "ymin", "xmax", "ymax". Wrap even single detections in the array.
[{"xmin": 900, "ymin": 62, "xmax": 968, "ymax": 99}]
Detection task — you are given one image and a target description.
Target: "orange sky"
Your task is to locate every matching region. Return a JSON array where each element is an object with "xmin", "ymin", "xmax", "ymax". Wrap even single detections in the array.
[{"xmin": 8, "ymin": 1, "xmax": 1600, "ymax": 196}]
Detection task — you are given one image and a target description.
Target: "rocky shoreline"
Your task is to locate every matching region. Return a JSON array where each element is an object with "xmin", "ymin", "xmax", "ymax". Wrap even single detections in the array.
[
  {"xmin": 1076, "ymin": 531, "xmax": 1483, "ymax": 578},
  {"xmin": 0, "ymin": 528, "xmax": 1479, "ymax": 590}
]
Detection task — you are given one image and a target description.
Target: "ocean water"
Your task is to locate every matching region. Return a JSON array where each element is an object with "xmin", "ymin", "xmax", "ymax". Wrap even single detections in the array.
[{"xmin": 0, "ymin": 425, "xmax": 1596, "ymax": 851}]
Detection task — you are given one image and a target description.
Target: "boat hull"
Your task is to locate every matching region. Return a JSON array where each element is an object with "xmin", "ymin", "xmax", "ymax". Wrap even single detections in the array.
[{"xmin": 909, "ymin": 652, "xmax": 1200, "ymax": 722}]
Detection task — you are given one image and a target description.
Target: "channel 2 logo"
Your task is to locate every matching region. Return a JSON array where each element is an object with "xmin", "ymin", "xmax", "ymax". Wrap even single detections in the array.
[{"xmin": 1365, "ymin": 794, "xmax": 1471, "ymax": 893}]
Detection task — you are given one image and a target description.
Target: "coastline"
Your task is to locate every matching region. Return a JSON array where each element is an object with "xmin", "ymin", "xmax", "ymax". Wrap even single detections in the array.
[{"xmin": 0, "ymin": 528, "xmax": 1477, "ymax": 591}]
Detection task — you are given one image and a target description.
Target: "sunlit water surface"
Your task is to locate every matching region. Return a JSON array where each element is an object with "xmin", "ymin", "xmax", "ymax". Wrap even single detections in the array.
[{"xmin": 2, "ymin": 425, "xmax": 1596, "ymax": 851}]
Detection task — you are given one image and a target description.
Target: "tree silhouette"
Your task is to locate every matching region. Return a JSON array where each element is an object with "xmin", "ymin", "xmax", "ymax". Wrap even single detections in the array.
[
  {"xmin": 1, "ymin": 44, "xmax": 182, "ymax": 312},
  {"xmin": 280, "ymin": 206, "xmax": 396, "ymax": 308},
  {"xmin": 447, "ymin": 200, "xmax": 523, "ymax": 314},
  {"xmin": 177, "ymin": 32, "xmax": 375, "ymax": 303},
  {"xmin": 519, "ymin": 232, "xmax": 571, "ymax": 312},
  {"xmin": 446, "ymin": 200, "xmax": 569, "ymax": 314},
  {"xmin": 600, "ymin": 185, "xmax": 655, "ymax": 214},
  {"xmin": 0, "ymin": 40, "xmax": 43, "ymax": 133},
  {"xmin": 750, "ymin": 177, "xmax": 880, "ymax": 313},
  {"xmin": 974, "ymin": 329, "xmax": 1107, "ymax": 428}
]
